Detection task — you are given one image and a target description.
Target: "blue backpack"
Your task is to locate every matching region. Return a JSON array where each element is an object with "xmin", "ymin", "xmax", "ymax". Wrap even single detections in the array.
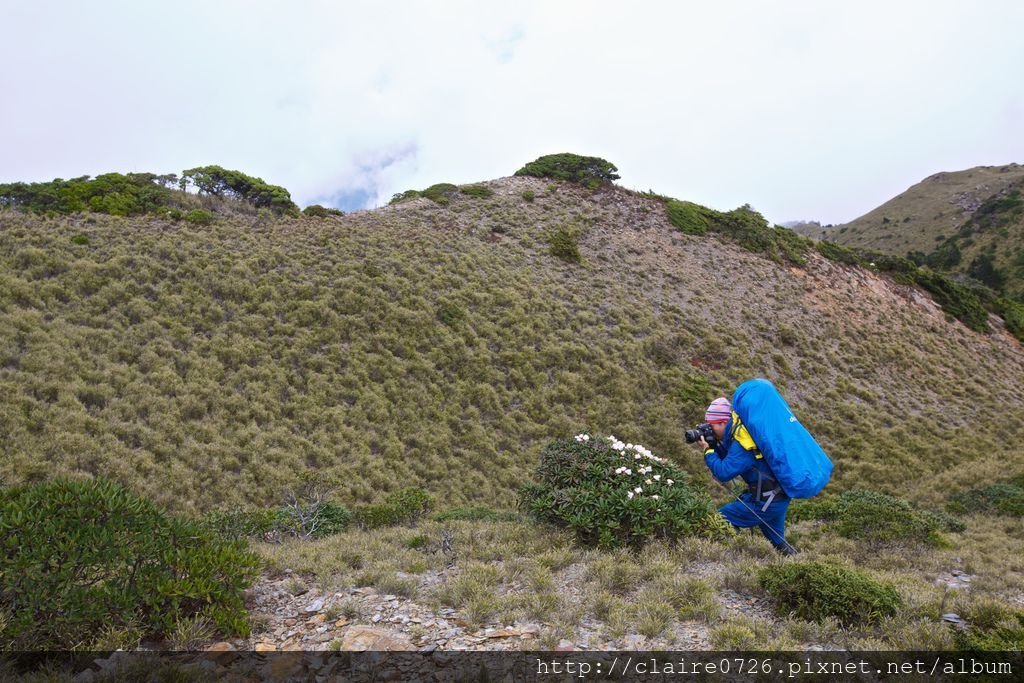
[{"xmin": 731, "ymin": 379, "xmax": 833, "ymax": 498}]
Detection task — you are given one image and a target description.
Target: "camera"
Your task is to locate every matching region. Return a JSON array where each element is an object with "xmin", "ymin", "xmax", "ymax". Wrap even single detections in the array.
[{"xmin": 684, "ymin": 422, "xmax": 718, "ymax": 448}]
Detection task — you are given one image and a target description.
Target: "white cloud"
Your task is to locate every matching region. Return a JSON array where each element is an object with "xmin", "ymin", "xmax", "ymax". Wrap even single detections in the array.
[{"xmin": 2, "ymin": 0, "xmax": 1022, "ymax": 223}]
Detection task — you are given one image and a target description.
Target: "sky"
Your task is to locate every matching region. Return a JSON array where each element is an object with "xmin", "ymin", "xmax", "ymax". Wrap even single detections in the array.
[{"xmin": 2, "ymin": 1, "xmax": 1023, "ymax": 224}]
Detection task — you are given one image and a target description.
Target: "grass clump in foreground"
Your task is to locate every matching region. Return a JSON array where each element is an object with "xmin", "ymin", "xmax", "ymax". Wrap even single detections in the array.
[
  {"xmin": 520, "ymin": 434, "xmax": 733, "ymax": 549},
  {"xmin": 792, "ymin": 489, "xmax": 964, "ymax": 547},
  {"xmin": 0, "ymin": 478, "xmax": 259, "ymax": 650},
  {"xmin": 759, "ymin": 560, "xmax": 902, "ymax": 626}
]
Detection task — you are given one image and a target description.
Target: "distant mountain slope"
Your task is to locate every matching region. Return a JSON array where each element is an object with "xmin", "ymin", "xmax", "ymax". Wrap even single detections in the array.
[
  {"xmin": 812, "ymin": 164, "xmax": 1024, "ymax": 300},
  {"xmin": 1, "ymin": 177, "xmax": 1023, "ymax": 518}
]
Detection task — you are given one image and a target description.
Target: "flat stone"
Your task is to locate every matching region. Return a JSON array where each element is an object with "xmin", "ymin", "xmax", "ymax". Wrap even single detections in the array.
[
  {"xmin": 305, "ymin": 599, "xmax": 325, "ymax": 613},
  {"xmin": 308, "ymin": 614, "xmax": 326, "ymax": 625},
  {"xmin": 254, "ymin": 642, "xmax": 277, "ymax": 652},
  {"xmin": 340, "ymin": 626, "xmax": 417, "ymax": 652}
]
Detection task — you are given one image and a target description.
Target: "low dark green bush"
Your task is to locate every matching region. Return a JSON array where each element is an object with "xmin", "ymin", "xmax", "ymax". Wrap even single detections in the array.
[
  {"xmin": 911, "ymin": 268, "xmax": 989, "ymax": 332},
  {"xmin": 759, "ymin": 561, "xmax": 902, "ymax": 626},
  {"xmin": 353, "ymin": 487, "xmax": 434, "ymax": 529},
  {"xmin": 421, "ymin": 183, "xmax": 459, "ymax": 205},
  {"xmin": 816, "ymin": 240, "xmax": 860, "ymax": 264},
  {"xmin": 276, "ymin": 500, "xmax": 353, "ymax": 539},
  {"xmin": 947, "ymin": 478, "xmax": 1024, "ymax": 517},
  {"xmin": 459, "ymin": 184, "xmax": 494, "ymax": 198},
  {"xmin": 548, "ymin": 227, "xmax": 581, "ymax": 263},
  {"xmin": 185, "ymin": 209, "xmax": 215, "ymax": 225},
  {"xmin": 791, "ymin": 489, "xmax": 963, "ymax": 546},
  {"xmin": 389, "ymin": 189, "xmax": 421, "ymax": 205},
  {"xmin": 432, "ymin": 506, "xmax": 519, "ymax": 523},
  {"xmin": 519, "ymin": 434, "xmax": 732, "ymax": 549},
  {"xmin": 70, "ymin": 234, "xmax": 90, "ymax": 245},
  {"xmin": 953, "ymin": 600, "xmax": 1024, "ymax": 650},
  {"xmin": 514, "ymin": 153, "xmax": 620, "ymax": 189},
  {"xmin": 665, "ymin": 200, "xmax": 709, "ymax": 235},
  {"xmin": 994, "ymin": 298, "xmax": 1024, "ymax": 342},
  {"xmin": 521, "ymin": 190, "xmax": 536, "ymax": 202},
  {"xmin": 201, "ymin": 506, "xmax": 283, "ymax": 540},
  {"xmin": 302, "ymin": 204, "xmax": 345, "ymax": 218},
  {"xmin": 0, "ymin": 478, "xmax": 259, "ymax": 650}
]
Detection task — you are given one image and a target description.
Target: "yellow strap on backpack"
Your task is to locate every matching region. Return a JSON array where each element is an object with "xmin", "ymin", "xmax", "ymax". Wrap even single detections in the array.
[{"xmin": 731, "ymin": 411, "xmax": 762, "ymax": 459}]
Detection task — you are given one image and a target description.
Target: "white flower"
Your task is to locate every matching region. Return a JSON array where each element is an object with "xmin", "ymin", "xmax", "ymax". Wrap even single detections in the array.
[
  {"xmin": 634, "ymin": 486, "xmax": 643, "ymax": 494},
  {"xmin": 625, "ymin": 468, "xmax": 632, "ymax": 475},
  {"xmin": 667, "ymin": 479, "xmax": 674, "ymax": 486},
  {"xmin": 654, "ymin": 475, "xmax": 661, "ymax": 481},
  {"xmin": 651, "ymin": 495, "xmax": 660, "ymax": 500},
  {"xmin": 626, "ymin": 443, "xmax": 634, "ymax": 450},
  {"xmin": 612, "ymin": 441, "xmax": 625, "ymax": 452},
  {"xmin": 627, "ymin": 491, "xmax": 634, "ymax": 499},
  {"xmin": 645, "ymin": 479, "xmax": 652, "ymax": 485},
  {"xmin": 634, "ymin": 453, "xmax": 642, "ymax": 460}
]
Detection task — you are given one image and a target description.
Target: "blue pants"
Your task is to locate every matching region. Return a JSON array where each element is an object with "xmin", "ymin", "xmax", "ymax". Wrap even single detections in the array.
[{"xmin": 720, "ymin": 493, "xmax": 791, "ymax": 549}]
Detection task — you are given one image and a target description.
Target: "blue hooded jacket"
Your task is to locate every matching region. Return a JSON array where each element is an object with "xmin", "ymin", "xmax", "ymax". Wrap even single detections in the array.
[{"xmin": 703, "ymin": 415, "xmax": 783, "ymax": 495}]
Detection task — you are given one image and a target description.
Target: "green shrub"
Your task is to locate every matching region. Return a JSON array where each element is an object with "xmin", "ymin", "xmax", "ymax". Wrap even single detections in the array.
[
  {"xmin": 995, "ymin": 298, "xmax": 1024, "ymax": 342},
  {"xmin": 276, "ymin": 500, "xmax": 353, "ymax": 539},
  {"xmin": 666, "ymin": 200, "xmax": 709, "ymax": 235},
  {"xmin": 302, "ymin": 204, "xmax": 345, "ymax": 218},
  {"xmin": 389, "ymin": 189, "xmax": 421, "ymax": 205},
  {"xmin": 0, "ymin": 478, "xmax": 259, "ymax": 650},
  {"xmin": 548, "ymin": 227, "xmax": 581, "ymax": 263},
  {"xmin": 514, "ymin": 153, "xmax": 620, "ymax": 189},
  {"xmin": 184, "ymin": 209, "xmax": 215, "ymax": 225},
  {"xmin": 459, "ymin": 184, "xmax": 494, "ymax": 198},
  {"xmin": 947, "ymin": 479, "xmax": 1024, "ymax": 517},
  {"xmin": 0, "ymin": 173, "xmax": 173, "ymax": 216},
  {"xmin": 953, "ymin": 599, "xmax": 1024, "ymax": 650},
  {"xmin": 793, "ymin": 489, "xmax": 962, "ymax": 546},
  {"xmin": 70, "ymin": 234, "xmax": 90, "ymax": 245},
  {"xmin": 521, "ymin": 190, "xmax": 536, "ymax": 202},
  {"xmin": 201, "ymin": 506, "xmax": 283, "ymax": 540},
  {"xmin": 816, "ymin": 240, "xmax": 860, "ymax": 264},
  {"xmin": 911, "ymin": 268, "xmax": 989, "ymax": 332},
  {"xmin": 354, "ymin": 503, "xmax": 403, "ymax": 529},
  {"xmin": 759, "ymin": 561, "xmax": 902, "ymax": 625},
  {"xmin": 519, "ymin": 434, "xmax": 732, "ymax": 549},
  {"xmin": 181, "ymin": 165, "xmax": 298, "ymax": 214},
  {"xmin": 432, "ymin": 506, "xmax": 519, "ymax": 522},
  {"xmin": 437, "ymin": 301, "xmax": 466, "ymax": 326},
  {"xmin": 421, "ymin": 183, "xmax": 459, "ymax": 205},
  {"xmin": 353, "ymin": 487, "xmax": 434, "ymax": 529}
]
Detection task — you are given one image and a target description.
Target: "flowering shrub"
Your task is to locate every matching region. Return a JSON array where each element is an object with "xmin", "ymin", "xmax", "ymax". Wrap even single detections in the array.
[{"xmin": 519, "ymin": 433, "xmax": 732, "ymax": 549}]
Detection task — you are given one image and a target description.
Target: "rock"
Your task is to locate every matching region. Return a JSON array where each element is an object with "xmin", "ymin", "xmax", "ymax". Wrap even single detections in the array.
[
  {"xmin": 942, "ymin": 613, "xmax": 966, "ymax": 625},
  {"xmin": 555, "ymin": 639, "xmax": 574, "ymax": 651},
  {"xmin": 372, "ymin": 613, "xmax": 382, "ymax": 623},
  {"xmin": 340, "ymin": 626, "xmax": 417, "ymax": 652},
  {"xmin": 308, "ymin": 614, "xmax": 327, "ymax": 625},
  {"xmin": 305, "ymin": 598, "xmax": 325, "ymax": 613},
  {"xmin": 283, "ymin": 618, "xmax": 297, "ymax": 626},
  {"xmin": 485, "ymin": 628, "xmax": 521, "ymax": 639},
  {"xmin": 204, "ymin": 642, "xmax": 238, "ymax": 666},
  {"xmin": 621, "ymin": 634, "xmax": 646, "ymax": 650},
  {"xmin": 254, "ymin": 642, "xmax": 277, "ymax": 652},
  {"xmin": 334, "ymin": 617, "xmax": 351, "ymax": 628}
]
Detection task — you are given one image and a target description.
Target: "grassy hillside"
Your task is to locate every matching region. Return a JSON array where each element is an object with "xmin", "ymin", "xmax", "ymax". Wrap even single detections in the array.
[
  {"xmin": 808, "ymin": 164, "xmax": 1024, "ymax": 300},
  {"xmin": 2, "ymin": 175, "xmax": 1022, "ymax": 518}
]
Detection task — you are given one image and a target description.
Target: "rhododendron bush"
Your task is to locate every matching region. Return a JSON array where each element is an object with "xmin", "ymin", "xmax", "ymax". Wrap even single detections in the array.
[{"xmin": 520, "ymin": 433, "xmax": 732, "ymax": 549}]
